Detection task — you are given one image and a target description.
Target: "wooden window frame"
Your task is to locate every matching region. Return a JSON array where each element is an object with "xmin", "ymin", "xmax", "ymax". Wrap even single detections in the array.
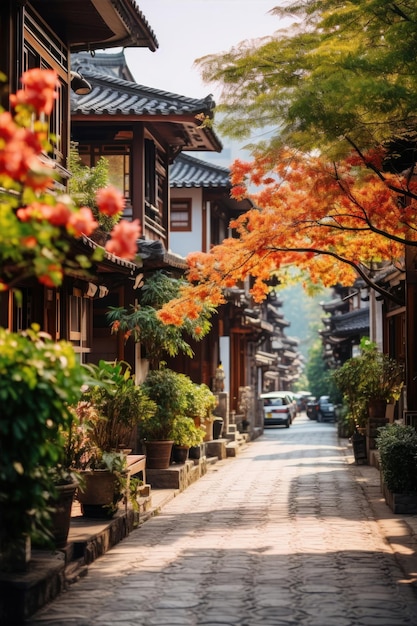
[
  {"xmin": 23, "ymin": 9, "xmax": 68, "ymax": 167},
  {"xmin": 68, "ymin": 288, "xmax": 92, "ymax": 358},
  {"xmin": 170, "ymin": 198, "xmax": 192, "ymax": 232}
]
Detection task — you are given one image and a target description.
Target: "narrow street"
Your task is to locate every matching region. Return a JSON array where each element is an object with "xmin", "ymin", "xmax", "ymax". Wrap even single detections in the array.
[{"xmin": 27, "ymin": 414, "xmax": 417, "ymax": 626}]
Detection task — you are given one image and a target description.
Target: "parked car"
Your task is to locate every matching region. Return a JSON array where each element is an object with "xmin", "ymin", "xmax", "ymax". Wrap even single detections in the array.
[
  {"xmin": 306, "ymin": 396, "xmax": 319, "ymax": 420},
  {"xmin": 317, "ymin": 396, "xmax": 336, "ymax": 422},
  {"xmin": 260, "ymin": 391, "xmax": 293, "ymax": 428}
]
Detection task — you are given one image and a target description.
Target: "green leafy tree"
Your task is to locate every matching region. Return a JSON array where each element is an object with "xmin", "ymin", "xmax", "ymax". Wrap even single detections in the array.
[
  {"xmin": 107, "ymin": 271, "xmax": 214, "ymax": 370},
  {"xmin": 305, "ymin": 339, "xmax": 334, "ymax": 400},
  {"xmin": 68, "ymin": 144, "xmax": 120, "ymax": 232},
  {"xmin": 197, "ymin": 1, "xmax": 417, "ymax": 158}
]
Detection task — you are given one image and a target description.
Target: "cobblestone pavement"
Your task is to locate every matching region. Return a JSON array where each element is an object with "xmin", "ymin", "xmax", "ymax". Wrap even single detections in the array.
[{"xmin": 27, "ymin": 414, "xmax": 417, "ymax": 626}]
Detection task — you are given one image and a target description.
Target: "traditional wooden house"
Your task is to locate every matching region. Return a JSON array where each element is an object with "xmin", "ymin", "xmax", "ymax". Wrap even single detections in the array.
[
  {"xmin": 68, "ymin": 51, "xmax": 222, "ymax": 373},
  {"xmin": 169, "ymin": 153, "xmax": 251, "ymax": 390},
  {"xmin": 320, "ymin": 283, "xmax": 370, "ymax": 369}
]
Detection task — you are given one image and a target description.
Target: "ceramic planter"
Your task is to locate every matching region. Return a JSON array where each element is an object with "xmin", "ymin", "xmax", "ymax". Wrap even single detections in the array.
[
  {"xmin": 171, "ymin": 445, "xmax": 189, "ymax": 464},
  {"xmin": 144, "ymin": 440, "xmax": 174, "ymax": 469},
  {"xmin": 77, "ymin": 470, "xmax": 126, "ymax": 518}
]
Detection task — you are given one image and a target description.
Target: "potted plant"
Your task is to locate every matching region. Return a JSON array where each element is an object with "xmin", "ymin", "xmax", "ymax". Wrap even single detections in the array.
[
  {"xmin": 140, "ymin": 368, "xmax": 192, "ymax": 469},
  {"xmin": 332, "ymin": 338, "xmax": 404, "ymax": 425},
  {"xmin": 73, "ymin": 361, "xmax": 156, "ymax": 518},
  {"xmin": 376, "ymin": 424, "xmax": 417, "ymax": 513},
  {"xmin": 44, "ymin": 407, "xmax": 90, "ymax": 549},
  {"xmin": 171, "ymin": 416, "xmax": 206, "ymax": 464},
  {"xmin": 0, "ymin": 326, "xmax": 86, "ymax": 570},
  {"xmin": 358, "ymin": 339, "xmax": 404, "ymax": 416},
  {"xmin": 186, "ymin": 383, "xmax": 217, "ymax": 443},
  {"xmin": 77, "ymin": 450, "xmax": 130, "ymax": 519},
  {"xmin": 81, "ymin": 360, "xmax": 156, "ymax": 451}
]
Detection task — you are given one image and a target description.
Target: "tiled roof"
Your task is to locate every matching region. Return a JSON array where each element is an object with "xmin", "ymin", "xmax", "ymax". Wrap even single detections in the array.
[
  {"xmin": 73, "ymin": 51, "xmax": 135, "ymax": 82},
  {"xmin": 322, "ymin": 298, "xmax": 349, "ymax": 313},
  {"xmin": 331, "ymin": 308, "xmax": 370, "ymax": 337},
  {"xmin": 80, "ymin": 234, "xmax": 138, "ymax": 273},
  {"xmin": 71, "ymin": 53, "xmax": 222, "ymax": 152},
  {"xmin": 170, "ymin": 153, "xmax": 231, "ymax": 188},
  {"xmin": 71, "ymin": 54, "xmax": 216, "ymax": 119}
]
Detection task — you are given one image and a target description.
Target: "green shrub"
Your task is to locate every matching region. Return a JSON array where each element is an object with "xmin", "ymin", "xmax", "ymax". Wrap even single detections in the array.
[
  {"xmin": 0, "ymin": 326, "xmax": 86, "ymax": 545},
  {"xmin": 80, "ymin": 360, "xmax": 156, "ymax": 454},
  {"xmin": 376, "ymin": 424, "xmax": 417, "ymax": 493},
  {"xmin": 140, "ymin": 368, "xmax": 190, "ymax": 440},
  {"xmin": 171, "ymin": 416, "xmax": 205, "ymax": 448}
]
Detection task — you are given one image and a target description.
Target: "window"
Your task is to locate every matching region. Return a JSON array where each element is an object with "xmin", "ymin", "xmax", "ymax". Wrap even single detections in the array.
[
  {"xmin": 78, "ymin": 144, "xmax": 131, "ymax": 203},
  {"xmin": 145, "ymin": 139, "xmax": 156, "ymax": 207},
  {"xmin": 23, "ymin": 9, "xmax": 68, "ymax": 167},
  {"xmin": 170, "ymin": 199, "xmax": 192, "ymax": 231},
  {"xmin": 68, "ymin": 288, "xmax": 92, "ymax": 359}
]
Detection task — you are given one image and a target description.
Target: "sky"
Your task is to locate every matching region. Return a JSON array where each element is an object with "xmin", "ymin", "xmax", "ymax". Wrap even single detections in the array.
[
  {"xmin": 124, "ymin": 1, "xmax": 285, "ymax": 164},
  {"xmin": 125, "ymin": 0, "xmax": 284, "ymax": 100}
]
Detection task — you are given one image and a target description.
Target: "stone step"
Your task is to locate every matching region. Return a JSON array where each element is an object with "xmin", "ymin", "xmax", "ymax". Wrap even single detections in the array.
[
  {"xmin": 226, "ymin": 436, "xmax": 249, "ymax": 457},
  {"xmin": 206, "ymin": 438, "xmax": 228, "ymax": 460},
  {"xmin": 146, "ymin": 457, "xmax": 207, "ymax": 490}
]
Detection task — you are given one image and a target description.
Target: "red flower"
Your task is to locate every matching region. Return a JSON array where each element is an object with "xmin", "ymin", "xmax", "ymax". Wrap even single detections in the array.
[
  {"xmin": 67, "ymin": 207, "xmax": 98, "ymax": 237},
  {"xmin": 96, "ymin": 186, "xmax": 126, "ymax": 216},
  {"xmin": 21, "ymin": 236, "xmax": 37, "ymax": 248},
  {"xmin": 105, "ymin": 219, "xmax": 141, "ymax": 260},
  {"xmin": 111, "ymin": 320, "xmax": 120, "ymax": 333},
  {"xmin": 41, "ymin": 202, "xmax": 72, "ymax": 227},
  {"xmin": 0, "ymin": 112, "xmax": 18, "ymax": 143},
  {"xmin": 38, "ymin": 264, "xmax": 63, "ymax": 287},
  {"xmin": 10, "ymin": 69, "xmax": 59, "ymax": 116},
  {"xmin": 0, "ymin": 130, "xmax": 38, "ymax": 181}
]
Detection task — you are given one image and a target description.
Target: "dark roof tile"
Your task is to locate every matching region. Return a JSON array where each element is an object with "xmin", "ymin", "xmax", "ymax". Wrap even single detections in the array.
[
  {"xmin": 71, "ymin": 55, "xmax": 215, "ymax": 118},
  {"xmin": 331, "ymin": 308, "xmax": 369, "ymax": 337},
  {"xmin": 170, "ymin": 153, "xmax": 231, "ymax": 188}
]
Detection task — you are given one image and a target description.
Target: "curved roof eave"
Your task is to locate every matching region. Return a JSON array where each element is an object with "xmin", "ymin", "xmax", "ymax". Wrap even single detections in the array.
[
  {"xmin": 70, "ymin": 60, "xmax": 223, "ymax": 152},
  {"xmin": 31, "ymin": 0, "xmax": 159, "ymax": 52}
]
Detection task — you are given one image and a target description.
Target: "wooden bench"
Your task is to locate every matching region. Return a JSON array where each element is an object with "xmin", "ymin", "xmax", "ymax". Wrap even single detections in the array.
[{"xmin": 126, "ymin": 454, "xmax": 146, "ymax": 485}]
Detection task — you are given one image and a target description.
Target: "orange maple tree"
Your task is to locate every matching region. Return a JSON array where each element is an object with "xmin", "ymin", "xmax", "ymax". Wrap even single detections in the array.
[{"xmin": 158, "ymin": 145, "xmax": 417, "ymax": 326}]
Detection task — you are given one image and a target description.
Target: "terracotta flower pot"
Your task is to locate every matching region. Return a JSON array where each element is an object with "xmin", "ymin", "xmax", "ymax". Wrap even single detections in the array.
[
  {"xmin": 77, "ymin": 470, "xmax": 125, "ymax": 518},
  {"xmin": 145, "ymin": 440, "xmax": 174, "ymax": 469}
]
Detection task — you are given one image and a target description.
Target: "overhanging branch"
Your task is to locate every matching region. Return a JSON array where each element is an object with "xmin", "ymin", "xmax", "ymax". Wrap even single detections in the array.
[{"xmin": 266, "ymin": 245, "xmax": 405, "ymax": 306}]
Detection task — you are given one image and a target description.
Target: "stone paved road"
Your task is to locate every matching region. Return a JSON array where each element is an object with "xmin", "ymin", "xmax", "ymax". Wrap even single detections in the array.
[{"xmin": 27, "ymin": 414, "xmax": 417, "ymax": 626}]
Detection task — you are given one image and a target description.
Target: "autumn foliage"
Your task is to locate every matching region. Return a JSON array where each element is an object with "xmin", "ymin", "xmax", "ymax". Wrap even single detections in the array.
[
  {"xmin": 0, "ymin": 69, "xmax": 140, "ymax": 291},
  {"xmin": 158, "ymin": 145, "xmax": 416, "ymax": 325}
]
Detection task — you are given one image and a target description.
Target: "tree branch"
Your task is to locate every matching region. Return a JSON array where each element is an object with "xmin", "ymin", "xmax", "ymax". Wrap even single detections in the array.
[{"xmin": 265, "ymin": 245, "xmax": 405, "ymax": 305}]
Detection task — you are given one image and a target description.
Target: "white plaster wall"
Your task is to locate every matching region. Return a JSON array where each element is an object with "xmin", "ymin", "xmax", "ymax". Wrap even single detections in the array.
[
  {"xmin": 169, "ymin": 187, "xmax": 204, "ymax": 257},
  {"xmin": 369, "ymin": 289, "xmax": 383, "ymax": 350}
]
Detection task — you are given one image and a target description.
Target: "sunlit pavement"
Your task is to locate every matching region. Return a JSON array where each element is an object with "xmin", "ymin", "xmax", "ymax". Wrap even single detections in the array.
[{"xmin": 27, "ymin": 414, "xmax": 417, "ymax": 625}]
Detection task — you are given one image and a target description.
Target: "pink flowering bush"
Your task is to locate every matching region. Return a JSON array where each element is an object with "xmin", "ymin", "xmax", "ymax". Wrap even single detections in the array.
[{"xmin": 0, "ymin": 68, "xmax": 141, "ymax": 292}]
